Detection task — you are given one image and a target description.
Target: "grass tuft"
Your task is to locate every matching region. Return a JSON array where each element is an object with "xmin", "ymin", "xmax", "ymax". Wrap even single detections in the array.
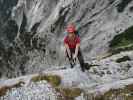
[
  {"xmin": 0, "ymin": 81, "xmax": 25, "ymax": 97},
  {"xmin": 92, "ymin": 84, "xmax": 133, "ymax": 100},
  {"xmin": 55, "ymin": 87, "xmax": 82, "ymax": 100},
  {"xmin": 31, "ymin": 74, "xmax": 61, "ymax": 87}
]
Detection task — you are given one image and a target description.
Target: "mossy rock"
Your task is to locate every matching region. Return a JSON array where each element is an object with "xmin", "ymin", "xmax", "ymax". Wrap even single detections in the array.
[
  {"xmin": 56, "ymin": 87, "xmax": 82, "ymax": 99},
  {"xmin": 31, "ymin": 74, "xmax": 61, "ymax": 87}
]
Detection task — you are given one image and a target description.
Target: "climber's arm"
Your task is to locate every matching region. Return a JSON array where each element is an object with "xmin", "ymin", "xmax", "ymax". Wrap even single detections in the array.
[
  {"xmin": 64, "ymin": 43, "xmax": 71, "ymax": 58},
  {"xmin": 74, "ymin": 43, "xmax": 80, "ymax": 57}
]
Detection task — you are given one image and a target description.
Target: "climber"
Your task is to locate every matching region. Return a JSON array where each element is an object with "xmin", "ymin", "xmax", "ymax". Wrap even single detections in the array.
[{"xmin": 64, "ymin": 24, "xmax": 86, "ymax": 72}]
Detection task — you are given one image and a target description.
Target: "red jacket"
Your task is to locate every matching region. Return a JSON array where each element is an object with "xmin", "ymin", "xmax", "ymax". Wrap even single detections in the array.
[{"xmin": 64, "ymin": 36, "xmax": 80, "ymax": 49}]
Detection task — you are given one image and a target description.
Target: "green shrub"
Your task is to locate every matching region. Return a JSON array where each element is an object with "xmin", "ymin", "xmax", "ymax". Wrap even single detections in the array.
[{"xmin": 109, "ymin": 26, "xmax": 133, "ymax": 54}]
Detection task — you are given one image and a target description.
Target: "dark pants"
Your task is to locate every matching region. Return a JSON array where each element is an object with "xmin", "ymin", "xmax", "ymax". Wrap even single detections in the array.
[{"xmin": 66, "ymin": 48, "xmax": 85, "ymax": 71}]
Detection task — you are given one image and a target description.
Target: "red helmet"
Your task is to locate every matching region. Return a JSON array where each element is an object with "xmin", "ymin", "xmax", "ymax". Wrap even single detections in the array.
[{"xmin": 66, "ymin": 24, "xmax": 76, "ymax": 33}]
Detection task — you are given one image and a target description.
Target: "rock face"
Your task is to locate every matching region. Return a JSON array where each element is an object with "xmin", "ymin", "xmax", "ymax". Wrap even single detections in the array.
[
  {"xmin": 1, "ymin": 61, "xmax": 133, "ymax": 100},
  {"xmin": 1, "ymin": 81, "xmax": 58, "ymax": 100},
  {"xmin": 0, "ymin": 0, "xmax": 133, "ymax": 78}
]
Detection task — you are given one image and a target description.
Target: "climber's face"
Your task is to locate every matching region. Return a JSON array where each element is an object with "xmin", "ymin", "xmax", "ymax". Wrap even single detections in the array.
[{"xmin": 68, "ymin": 32, "xmax": 75, "ymax": 39}]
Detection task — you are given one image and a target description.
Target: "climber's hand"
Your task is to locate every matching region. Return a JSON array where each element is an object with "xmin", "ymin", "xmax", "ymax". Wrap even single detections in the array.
[{"xmin": 73, "ymin": 54, "xmax": 77, "ymax": 60}]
